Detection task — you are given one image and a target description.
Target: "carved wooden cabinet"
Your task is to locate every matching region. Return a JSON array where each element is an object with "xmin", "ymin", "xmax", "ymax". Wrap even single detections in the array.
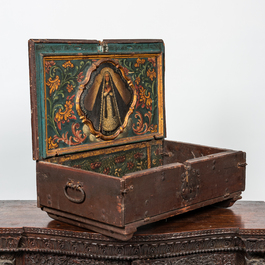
[{"xmin": 0, "ymin": 201, "xmax": 265, "ymax": 264}]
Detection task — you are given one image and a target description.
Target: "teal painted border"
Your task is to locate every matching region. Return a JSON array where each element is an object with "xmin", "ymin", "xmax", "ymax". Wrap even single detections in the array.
[
  {"xmin": 33, "ymin": 41, "xmax": 165, "ymax": 160},
  {"xmin": 105, "ymin": 43, "xmax": 164, "ymax": 54},
  {"xmin": 34, "ymin": 43, "xmax": 99, "ymax": 159}
]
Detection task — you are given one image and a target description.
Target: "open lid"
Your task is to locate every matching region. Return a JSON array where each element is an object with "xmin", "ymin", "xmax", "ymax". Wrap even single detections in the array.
[{"xmin": 29, "ymin": 39, "xmax": 165, "ymax": 160}]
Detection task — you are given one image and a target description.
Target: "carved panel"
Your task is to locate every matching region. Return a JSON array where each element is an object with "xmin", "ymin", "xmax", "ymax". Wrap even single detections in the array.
[
  {"xmin": 246, "ymin": 257, "xmax": 265, "ymax": 265},
  {"xmin": 132, "ymin": 253, "xmax": 241, "ymax": 265},
  {"xmin": 0, "ymin": 229, "xmax": 21, "ymax": 251},
  {"xmin": 0, "ymin": 253, "xmax": 16, "ymax": 265},
  {"xmin": 242, "ymin": 237, "xmax": 265, "ymax": 253},
  {"xmin": 19, "ymin": 233, "xmax": 241, "ymax": 260},
  {"xmin": 2, "ymin": 225, "xmax": 265, "ymax": 263},
  {"xmin": 24, "ymin": 253, "xmax": 130, "ymax": 265},
  {"xmin": 23, "ymin": 227, "xmax": 238, "ymax": 243}
]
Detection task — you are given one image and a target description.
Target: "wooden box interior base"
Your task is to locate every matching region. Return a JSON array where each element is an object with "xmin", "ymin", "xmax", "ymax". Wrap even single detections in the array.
[{"xmin": 37, "ymin": 140, "xmax": 246, "ymax": 240}]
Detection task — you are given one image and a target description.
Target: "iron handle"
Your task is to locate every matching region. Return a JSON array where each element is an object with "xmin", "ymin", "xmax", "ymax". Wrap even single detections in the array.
[{"xmin": 64, "ymin": 180, "xmax": 85, "ymax": 203}]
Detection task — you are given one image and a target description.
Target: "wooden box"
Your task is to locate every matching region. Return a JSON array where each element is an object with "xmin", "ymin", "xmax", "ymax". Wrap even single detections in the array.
[{"xmin": 29, "ymin": 39, "xmax": 246, "ymax": 240}]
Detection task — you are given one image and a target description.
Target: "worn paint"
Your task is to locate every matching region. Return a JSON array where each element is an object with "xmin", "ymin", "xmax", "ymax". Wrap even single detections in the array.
[{"xmin": 47, "ymin": 140, "xmax": 163, "ymax": 177}]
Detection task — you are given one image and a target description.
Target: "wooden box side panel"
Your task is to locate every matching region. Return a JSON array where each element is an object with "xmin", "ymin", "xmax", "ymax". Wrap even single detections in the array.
[
  {"xmin": 184, "ymin": 150, "xmax": 246, "ymax": 204},
  {"xmin": 123, "ymin": 163, "xmax": 185, "ymax": 224},
  {"xmin": 163, "ymin": 140, "xmax": 228, "ymax": 164},
  {"xmin": 36, "ymin": 161, "xmax": 125, "ymax": 227},
  {"xmin": 123, "ymin": 148, "xmax": 246, "ymax": 225}
]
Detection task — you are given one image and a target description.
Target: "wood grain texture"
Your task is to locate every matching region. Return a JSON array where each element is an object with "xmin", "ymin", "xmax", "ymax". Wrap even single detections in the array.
[
  {"xmin": 2, "ymin": 200, "xmax": 265, "ymax": 233},
  {"xmin": 1, "ymin": 201, "xmax": 265, "ymax": 264},
  {"xmin": 36, "ymin": 140, "xmax": 245, "ymax": 240},
  {"xmin": 28, "ymin": 40, "xmax": 39, "ymax": 160}
]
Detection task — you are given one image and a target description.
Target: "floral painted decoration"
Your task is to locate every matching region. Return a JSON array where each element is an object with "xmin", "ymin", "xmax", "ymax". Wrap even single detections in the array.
[
  {"xmin": 147, "ymin": 69, "xmax": 156, "ymax": 81},
  {"xmin": 47, "ymin": 76, "xmax": 61, "ymax": 95},
  {"xmin": 77, "ymin": 72, "xmax": 84, "ymax": 82},
  {"xmin": 45, "ymin": 61, "xmax": 55, "ymax": 74},
  {"xmin": 47, "ymin": 136, "xmax": 58, "ymax": 150},
  {"xmin": 45, "ymin": 56, "xmax": 160, "ymax": 153},
  {"xmin": 62, "ymin": 61, "xmax": 74, "ymax": 68},
  {"xmin": 134, "ymin": 58, "xmax": 145, "ymax": 68},
  {"xmin": 54, "ymin": 95, "xmax": 76, "ymax": 130}
]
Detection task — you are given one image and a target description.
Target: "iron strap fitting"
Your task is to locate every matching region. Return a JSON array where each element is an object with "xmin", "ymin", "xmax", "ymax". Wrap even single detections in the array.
[
  {"xmin": 237, "ymin": 162, "xmax": 247, "ymax": 168},
  {"xmin": 121, "ymin": 185, "xmax": 134, "ymax": 195}
]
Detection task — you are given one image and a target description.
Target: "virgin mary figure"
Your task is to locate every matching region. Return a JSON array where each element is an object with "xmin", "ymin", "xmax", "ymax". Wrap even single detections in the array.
[{"xmin": 85, "ymin": 70, "xmax": 131, "ymax": 136}]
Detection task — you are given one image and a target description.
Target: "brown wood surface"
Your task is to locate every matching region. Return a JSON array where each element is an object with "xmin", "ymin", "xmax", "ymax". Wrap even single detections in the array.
[
  {"xmin": 123, "ymin": 163, "xmax": 185, "ymax": 224},
  {"xmin": 37, "ymin": 161, "xmax": 124, "ymax": 227},
  {"xmin": 163, "ymin": 140, "xmax": 228, "ymax": 164},
  {"xmin": 36, "ymin": 141, "xmax": 245, "ymax": 240},
  {"xmin": 0, "ymin": 200, "xmax": 264, "ymax": 232},
  {"xmin": 28, "ymin": 40, "xmax": 39, "ymax": 160},
  {"xmin": 1, "ymin": 200, "xmax": 265, "ymax": 264}
]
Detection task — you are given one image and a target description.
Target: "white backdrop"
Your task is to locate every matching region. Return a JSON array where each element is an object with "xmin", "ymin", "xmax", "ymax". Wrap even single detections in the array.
[{"xmin": 0, "ymin": 0, "xmax": 264, "ymax": 201}]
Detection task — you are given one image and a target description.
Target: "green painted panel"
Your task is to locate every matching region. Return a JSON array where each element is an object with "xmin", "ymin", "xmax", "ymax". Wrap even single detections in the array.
[
  {"xmin": 61, "ymin": 147, "xmax": 148, "ymax": 178},
  {"xmin": 32, "ymin": 40, "xmax": 165, "ymax": 159},
  {"xmin": 49, "ymin": 141, "xmax": 163, "ymax": 178}
]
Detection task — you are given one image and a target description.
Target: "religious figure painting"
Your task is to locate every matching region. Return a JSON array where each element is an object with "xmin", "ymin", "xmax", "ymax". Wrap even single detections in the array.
[{"xmin": 79, "ymin": 61, "xmax": 136, "ymax": 140}]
